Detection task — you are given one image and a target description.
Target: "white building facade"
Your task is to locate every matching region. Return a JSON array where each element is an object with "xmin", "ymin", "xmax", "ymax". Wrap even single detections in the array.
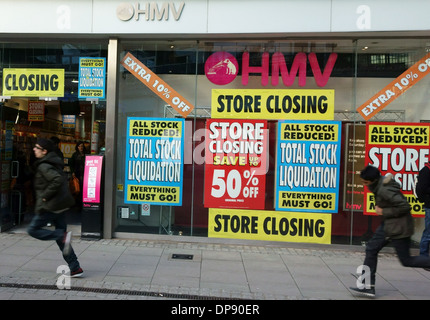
[{"xmin": 1, "ymin": 0, "xmax": 430, "ymax": 246}]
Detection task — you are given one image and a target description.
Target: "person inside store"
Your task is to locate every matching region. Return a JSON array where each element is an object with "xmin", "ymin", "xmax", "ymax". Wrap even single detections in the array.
[
  {"xmin": 351, "ymin": 165, "xmax": 430, "ymax": 298},
  {"xmin": 50, "ymin": 136, "xmax": 64, "ymax": 161},
  {"xmin": 69, "ymin": 141, "xmax": 87, "ymax": 207},
  {"xmin": 27, "ymin": 137, "xmax": 83, "ymax": 277}
]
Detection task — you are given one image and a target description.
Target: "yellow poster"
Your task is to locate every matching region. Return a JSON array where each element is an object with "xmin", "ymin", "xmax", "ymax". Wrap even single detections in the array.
[
  {"xmin": 364, "ymin": 122, "xmax": 430, "ymax": 217},
  {"xmin": 126, "ymin": 185, "xmax": 180, "ymax": 204},
  {"xmin": 211, "ymin": 89, "xmax": 334, "ymax": 120},
  {"xmin": 2, "ymin": 68, "xmax": 64, "ymax": 97},
  {"xmin": 208, "ymin": 208, "xmax": 332, "ymax": 244},
  {"xmin": 60, "ymin": 142, "xmax": 77, "ymax": 159}
]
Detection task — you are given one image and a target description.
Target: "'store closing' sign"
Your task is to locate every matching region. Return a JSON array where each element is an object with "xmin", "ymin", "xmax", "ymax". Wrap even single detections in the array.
[
  {"xmin": 208, "ymin": 208, "xmax": 332, "ymax": 244},
  {"xmin": 2, "ymin": 68, "xmax": 64, "ymax": 97}
]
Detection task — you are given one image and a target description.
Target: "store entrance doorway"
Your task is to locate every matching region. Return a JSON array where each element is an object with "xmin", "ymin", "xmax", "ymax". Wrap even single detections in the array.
[{"xmin": 0, "ymin": 98, "xmax": 106, "ymax": 235}]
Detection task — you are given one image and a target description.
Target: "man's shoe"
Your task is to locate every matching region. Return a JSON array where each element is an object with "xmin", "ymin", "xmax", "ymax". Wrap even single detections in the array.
[
  {"xmin": 350, "ymin": 286, "xmax": 376, "ymax": 298},
  {"xmin": 63, "ymin": 231, "xmax": 72, "ymax": 256},
  {"xmin": 69, "ymin": 268, "xmax": 84, "ymax": 278}
]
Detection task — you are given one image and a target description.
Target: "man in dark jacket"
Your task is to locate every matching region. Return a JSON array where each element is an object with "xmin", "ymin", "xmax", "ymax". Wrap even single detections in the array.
[
  {"xmin": 351, "ymin": 165, "xmax": 430, "ymax": 298},
  {"xmin": 415, "ymin": 162, "xmax": 430, "ymax": 256},
  {"xmin": 27, "ymin": 138, "xmax": 83, "ymax": 278}
]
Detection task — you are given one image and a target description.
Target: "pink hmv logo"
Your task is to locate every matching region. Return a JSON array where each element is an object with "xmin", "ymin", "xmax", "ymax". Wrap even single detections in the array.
[
  {"xmin": 205, "ymin": 51, "xmax": 337, "ymax": 87},
  {"xmin": 205, "ymin": 52, "xmax": 239, "ymax": 85}
]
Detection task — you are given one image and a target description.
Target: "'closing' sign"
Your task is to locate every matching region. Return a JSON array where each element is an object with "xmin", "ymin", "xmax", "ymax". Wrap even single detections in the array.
[{"xmin": 2, "ymin": 68, "xmax": 64, "ymax": 97}]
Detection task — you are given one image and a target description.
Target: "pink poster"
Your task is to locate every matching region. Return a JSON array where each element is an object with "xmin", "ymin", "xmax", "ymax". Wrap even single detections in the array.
[{"xmin": 82, "ymin": 156, "xmax": 103, "ymax": 203}]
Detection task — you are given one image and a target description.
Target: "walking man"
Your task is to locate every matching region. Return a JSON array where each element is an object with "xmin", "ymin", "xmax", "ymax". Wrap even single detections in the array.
[
  {"xmin": 351, "ymin": 165, "xmax": 430, "ymax": 298},
  {"xmin": 415, "ymin": 162, "xmax": 430, "ymax": 256},
  {"xmin": 27, "ymin": 138, "xmax": 83, "ymax": 277}
]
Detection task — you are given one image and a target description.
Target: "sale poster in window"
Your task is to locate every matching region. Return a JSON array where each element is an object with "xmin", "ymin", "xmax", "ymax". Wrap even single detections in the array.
[
  {"xmin": 204, "ymin": 119, "xmax": 268, "ymax": 209},
  {"xmin": 124, "ymin": 117, "xmax": 184, "ymax": 206},
  {"xmin": 274, "ymin": 120, "xmax": 342, "ymax": 213},
  {"xmin": 363, "ymin": 122, "xmax": 430, "ymax": 217}
]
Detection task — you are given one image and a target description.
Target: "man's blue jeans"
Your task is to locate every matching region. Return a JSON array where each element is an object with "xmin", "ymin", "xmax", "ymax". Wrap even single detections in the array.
[
  {"xmin": 364, "ymin": 223, "xmax": 430, "ymax": 286},
  {"xmin": 420, "ymin": 207, "xmax": 430, "ymax": 256},
  {"xmin": 27, "ymin": 212, "xmax": 80, "ymax": 272}
]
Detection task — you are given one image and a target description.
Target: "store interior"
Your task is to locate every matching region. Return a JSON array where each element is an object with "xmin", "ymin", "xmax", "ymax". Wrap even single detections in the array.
[{"xmin": 0, "ymin": 97, "xmax": 106, "ymax": 232}]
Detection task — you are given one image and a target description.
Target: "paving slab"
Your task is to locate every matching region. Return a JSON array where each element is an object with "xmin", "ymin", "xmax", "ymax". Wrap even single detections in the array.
[{"xmin": 1, "ymin": 232, "xmax": 429, "ymax": 302}]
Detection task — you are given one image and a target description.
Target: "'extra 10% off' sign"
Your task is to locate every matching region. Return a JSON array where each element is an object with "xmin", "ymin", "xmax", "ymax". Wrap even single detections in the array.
[{"xmin": 120, "ymin": 52, "xmax": 194, "ymax": 118}]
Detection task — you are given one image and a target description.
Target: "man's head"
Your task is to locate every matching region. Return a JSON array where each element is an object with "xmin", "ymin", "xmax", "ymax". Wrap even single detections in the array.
[
  {"xmin": 34, "ymin": 138, "xmax": 54, "ymax": 158},
  {"xmin": 50, "ymin": 136, "xmax": 60, "ymax": 147},
  {"xmin": 360, "ymin": 165, "xmax": 381, "ymax": 186}
]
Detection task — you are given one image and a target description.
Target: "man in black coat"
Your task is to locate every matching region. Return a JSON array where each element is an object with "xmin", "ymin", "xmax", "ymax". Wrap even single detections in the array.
[
  {"xmin": 416, "ymin": 162, "xmax": 430, "ymax": 256},
  {"xmin": 351, "ymin": 165, "xmax": 430, "ymax": 298},
  {"xmin": 27, "ymin": 138, "xmax": 83, "ymax": 278}
]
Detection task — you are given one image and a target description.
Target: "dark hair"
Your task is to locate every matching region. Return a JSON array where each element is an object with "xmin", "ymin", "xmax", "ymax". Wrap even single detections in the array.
[
  {"xmin": 360, "ymin": 165, "xmax": 381, "ymax": 181},
  {"xmin": 50, "ymin": 136, "xmax": 60, "ymax": 145},
  {"xmin": 75, "ymin": 141, "xmax": 87, "ymax": 153},
  {"xmin": 36, "ymin": 138, "xmax": 55, "ymax": 153}
]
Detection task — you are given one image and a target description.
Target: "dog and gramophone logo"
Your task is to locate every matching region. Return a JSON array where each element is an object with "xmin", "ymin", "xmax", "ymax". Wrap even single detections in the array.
[
  {"xmin": 116, "ymin": 2, "xmax": 135, "ymax": 21},
  {"xmin": 205, "ymin": 52, "xmax": 239, "ymax": 85}
]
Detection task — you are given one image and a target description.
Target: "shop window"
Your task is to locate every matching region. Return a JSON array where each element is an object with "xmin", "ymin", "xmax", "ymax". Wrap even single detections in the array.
[{"xmin": 114, "ymin": 38, "xmax": 430, "ymax": 247}]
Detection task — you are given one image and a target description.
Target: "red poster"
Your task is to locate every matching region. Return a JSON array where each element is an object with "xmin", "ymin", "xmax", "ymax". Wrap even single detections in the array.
[
  {"xmin": 28, "ymin": 101, "xmax": 45, "ymax": 121},
  {"xmin": 364, "ymin": 122, "xmax": 430, "ymax": 217},
  {"xmin": 204, "ymin": 119, "xmax": 267, "ymax": 209}
]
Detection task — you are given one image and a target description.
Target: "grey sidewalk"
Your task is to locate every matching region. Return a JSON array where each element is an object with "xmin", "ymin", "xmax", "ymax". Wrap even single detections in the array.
[{"xmin": 1, "ymin": 230, "xmax": 430, "ymax": 300}]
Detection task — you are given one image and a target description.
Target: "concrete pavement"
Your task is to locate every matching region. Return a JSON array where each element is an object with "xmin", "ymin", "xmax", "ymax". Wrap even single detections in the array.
[{"xmin": 1, "ymin": 227, "xmax": 430, "ymax": 301}]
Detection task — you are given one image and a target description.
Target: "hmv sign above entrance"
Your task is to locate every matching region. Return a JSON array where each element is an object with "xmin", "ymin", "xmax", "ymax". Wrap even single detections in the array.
[{"xmin": 205, "ymin": 51, "xmax": 337, "ymax": 88}]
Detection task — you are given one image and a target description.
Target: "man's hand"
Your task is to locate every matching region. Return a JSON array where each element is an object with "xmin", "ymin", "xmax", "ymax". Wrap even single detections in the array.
[{"xmin": 375, "ymin": 205, "xmax": 383, "ymax": 215}]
